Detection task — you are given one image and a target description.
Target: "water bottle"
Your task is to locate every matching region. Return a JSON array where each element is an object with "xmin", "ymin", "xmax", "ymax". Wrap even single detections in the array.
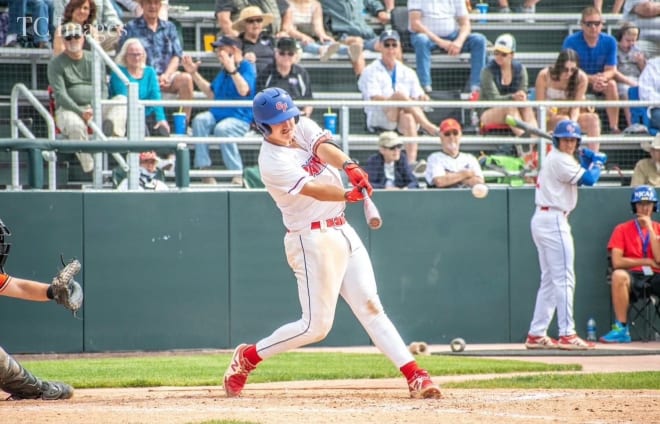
[{"xmin": 586, "ymin": 318, "xmax": 597, "ymax": 341}]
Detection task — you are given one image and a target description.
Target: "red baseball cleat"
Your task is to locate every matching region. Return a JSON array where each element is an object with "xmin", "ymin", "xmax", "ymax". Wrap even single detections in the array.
[
  {"xmin": 223, "ymin": 343, "xmax": 257, "ymax": 397},
  {"xmin": 407, "ymin": 369, "xmax": 442, "ymax": 399}
]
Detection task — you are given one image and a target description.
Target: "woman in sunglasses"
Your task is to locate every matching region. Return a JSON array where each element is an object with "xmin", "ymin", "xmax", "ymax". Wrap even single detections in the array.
[
  {"xmin": 479, "ymin": 33, "xmax": 538, "ymax": 138},
  {"xmin": 535, "ymin": 48, "xmax": 602, "ymax": 151}
]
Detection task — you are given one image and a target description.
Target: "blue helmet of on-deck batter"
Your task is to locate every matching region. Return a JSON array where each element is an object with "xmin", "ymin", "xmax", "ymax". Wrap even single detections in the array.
[
  {"xmin": 552, "ymin": 119, "xmax": 582, "ymax": 148},
  {"xmin": 252, "ymin": 87, "xmax": 300, "ymax": 136},
  {"xmin": 630, "ymin": 185, "xmax": 658, "ymax": 213}
]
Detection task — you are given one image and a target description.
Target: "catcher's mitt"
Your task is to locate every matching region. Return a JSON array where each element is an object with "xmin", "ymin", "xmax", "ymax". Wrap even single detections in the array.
[{"xmin": 51, "ymin": 259, "xmax": 83, "ymax": 314}]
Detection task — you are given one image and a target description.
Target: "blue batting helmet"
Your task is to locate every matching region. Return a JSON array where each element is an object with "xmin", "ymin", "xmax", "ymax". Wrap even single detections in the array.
[
  {"xmin": 631, "ymin": 185, "xmax": 658, "ymax": 213},
  {"xmin": 552, "ymin": 119, "xmax": 582, "ymax": 148},
  {"xmin": 252, "ymin": 87, "xmax": 300, "ymax": 136}
]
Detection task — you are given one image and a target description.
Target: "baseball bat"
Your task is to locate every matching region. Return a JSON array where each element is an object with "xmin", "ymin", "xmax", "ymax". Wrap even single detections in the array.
[
  {"xmin": 505, "ymin": 115, "xmax": 553, "ymax": 141},
  {"xmin": 361, "ymin": 188, "xmax": 382, "ymax": 230}
]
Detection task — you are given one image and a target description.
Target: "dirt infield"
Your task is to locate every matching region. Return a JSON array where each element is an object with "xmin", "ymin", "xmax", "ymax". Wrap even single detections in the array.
[{"xmin": 2, "ymin": 343, "xmax": 659, "ymax": 424}]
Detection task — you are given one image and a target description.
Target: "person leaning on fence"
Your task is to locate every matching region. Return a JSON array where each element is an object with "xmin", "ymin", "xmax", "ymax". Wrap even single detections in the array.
[
  {"xmin": 408, "ymin": 0, "xmax": 487, "ymax": 95},
  {"xmin": 119, "ymin": 0, "xmax": 194, "ymax": 127},
  {"xmin": 534, "ymin": 48, "xmax": 602, "ymax": 152},
  {"xmin": 425, "ymin": 118, "xmax": 484, "ymax": 189},
  {"xmin": 47, "ymin": 22, "xmax": 104, "ymax": 173},
  {"xmin": 182, "ymin": 36, "xmax": 257, "ymax": 185},
  {"xmin": 215, "ymin": 0, "xmax": 289, "ymax": 38},
  {"xmin": 357, "ymin": 29, "xmax": 439, "ymax": 170},
  {"xmin": 562, "ymin": 6, "xmax": 621, "ymax": 134},
  {"xmin": 601, "ymin": 185, "xmax": 660, "ymax": 343},
  {"xmin": 257, "ymin": 37, "xmax": 314, "ymax": 117},
  {"xmin": 631, "ymin": 134, "xmax": 660, "ymax": 187},
  {"xmin": 479, "ymin": 33, "xmax": 538, "ymax": 138},
  {"xmin": 364, "ymin": 131, "xmax": 419, "ymax": 190},
  {"xmin": 103, "ymin": 37, "xmax": 170, "ymax": 138}
]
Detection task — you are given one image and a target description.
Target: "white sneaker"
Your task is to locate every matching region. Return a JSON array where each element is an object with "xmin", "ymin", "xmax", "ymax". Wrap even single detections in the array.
[{"xmin": 320, "ymin": 42, "xmax": 341, "ymax": 62}]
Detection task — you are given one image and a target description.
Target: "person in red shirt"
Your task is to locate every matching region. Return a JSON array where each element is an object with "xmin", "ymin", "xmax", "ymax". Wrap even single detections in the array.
[{"xmin": 602, "ymin": 185, "xmax": 660, "ymax": 343}]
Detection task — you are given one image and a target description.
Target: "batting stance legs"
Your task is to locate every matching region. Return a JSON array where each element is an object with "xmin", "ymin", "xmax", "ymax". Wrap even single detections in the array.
[
  {"xmin": 224, "ymin": 224, "xmax": 439, "ymax": 398},
  {"xmin": 528, "ymin": 211, "xmax": 576, "ymax": 338}
]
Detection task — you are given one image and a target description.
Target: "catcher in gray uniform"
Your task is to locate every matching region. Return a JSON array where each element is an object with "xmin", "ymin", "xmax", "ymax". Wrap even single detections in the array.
[{"xmin": 0, "ymin": 217, "xmax": 83, "ymax": 400}]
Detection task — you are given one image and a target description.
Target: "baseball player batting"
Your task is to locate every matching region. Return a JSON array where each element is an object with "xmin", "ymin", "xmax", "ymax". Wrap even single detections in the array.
[
  {"xmin": 222, "ymin": 87, "xmax": 441, "ymax": 399},
  {"xmin": 525, "ymin": 119, "xmax": 606, "ymax": 351},
  {"xmin": 0, "ymin": 217, "xmax": 83, "ymax": 400}
]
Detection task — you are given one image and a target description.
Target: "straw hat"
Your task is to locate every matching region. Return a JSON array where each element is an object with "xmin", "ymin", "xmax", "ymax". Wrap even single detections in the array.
[
  {"xmin": 232, "ymin": 6, "xmax": 274, "ymax": 32},
  {"xmin": 641, "ymin": 134, "xmax": 660, "ymax": 152}
]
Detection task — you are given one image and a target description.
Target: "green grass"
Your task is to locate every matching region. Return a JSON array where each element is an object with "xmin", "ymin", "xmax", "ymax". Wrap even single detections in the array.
[{"xmin": 19, "ymin": 352, "xmax": 654, "ymax": 390}]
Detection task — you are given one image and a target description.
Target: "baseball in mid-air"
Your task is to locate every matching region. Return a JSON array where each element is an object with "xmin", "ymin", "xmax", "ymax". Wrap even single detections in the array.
[
  {"xmin": 472, "ymin": 183, "xmax": 489, "ymax": 199},
  {"xmin": 450, "ymin": 337, "xmax": 466, "ymax": 353}
]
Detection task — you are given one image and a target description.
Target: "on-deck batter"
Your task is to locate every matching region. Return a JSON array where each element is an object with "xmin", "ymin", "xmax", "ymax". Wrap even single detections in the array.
[
  {"xmin": 222, "ymin": 87, "xmax": 442, "ymax": 399},
  {"xmin": 525, "ymin": 119, "xmax": 606, "ymax": 351}
]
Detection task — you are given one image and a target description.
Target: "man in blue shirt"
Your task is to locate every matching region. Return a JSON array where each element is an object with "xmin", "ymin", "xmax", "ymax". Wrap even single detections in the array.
[
  {"xmin": 182, "ymin": 36, "xmax": 257, "ymax": 184},
  {"xmin": 562, "ymin": 6, "xmax": 620, "ymax": 133},
  {"xmin": 119, "ymin": 0, "xmax": 194, "ymax": 126}
]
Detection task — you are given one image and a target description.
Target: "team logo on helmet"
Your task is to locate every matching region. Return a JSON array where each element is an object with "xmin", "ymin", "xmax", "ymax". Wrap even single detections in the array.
[
  {"xmin": 565, "ymin": 123, "xmax": 576, "ymax": 135},
  {"xmin": 275, "ymin": 101, "xmax": 288, "ymax": 112}
]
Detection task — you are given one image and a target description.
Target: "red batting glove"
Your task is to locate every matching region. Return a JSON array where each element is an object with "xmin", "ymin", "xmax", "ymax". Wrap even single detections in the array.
[
  {"xmin": 361, "ymin": 180, "xmax": 374, "ymax": 197},
  {"xmin": 343, "ymin": 160, "xmax": 369, "ymax": 188},
  {"xmin": 344, "ymin": 186, "xmax": 366, "ymax": 203}
]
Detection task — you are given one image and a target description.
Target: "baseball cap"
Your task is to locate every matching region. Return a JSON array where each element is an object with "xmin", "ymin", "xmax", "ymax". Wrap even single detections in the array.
[
  {"xmin": 379, "ymin": 29, "xmax": 400, "ymax": 43},
  {"xmin": 439, "ymin": 118, "xmax": 462, "ymax": 134},
  {"xmin": 139, "ymin": 151, "xmax": 158, "ymax": 162},
  {"xmin": 378, "ymin": 131, "xmax": 401, "ymax": 148},
  {"xmin": 212, "ymin": 35, "xmax": 242, "ymax": 49},
  {"xmin": 277, "ymin": 37, "xmax": 298, "ymax": 52},
  {"xmin": 62, "ymin": 22, "xmax": 83, "ymax": 38},
  {"xmin": 494, "ymin": 33, "xmax": 516, "ymax": 54}
]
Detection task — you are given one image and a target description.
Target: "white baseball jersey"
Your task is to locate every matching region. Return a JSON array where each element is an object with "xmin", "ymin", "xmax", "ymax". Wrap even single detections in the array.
[
  {"xmin": 424, "ymin": 150, "xmax": 483, "ymax": 187},
  {"xmin": 258, "ymin": 116, "xmax": 345, "ymax": 232},
  {"xmin": 534, "ymin": 149, "xmax": 585, "ymax": 212}
]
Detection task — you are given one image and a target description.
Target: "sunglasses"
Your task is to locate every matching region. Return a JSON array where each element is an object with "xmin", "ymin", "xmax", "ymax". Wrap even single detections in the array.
[
  {"xmin": 582, "ymin": 21, "xmax": 603, "ymax": 27},
  {"xmin": 64, "ymin": 34, "xmax": 82, "ymax": 41},
  {"xmin": 278, "ymin": 50, "xmax": 295, "ymax": 56},
  {"xmin": 246, "ymin": 18, "xmax": 263, "ymax": 24},
  {"xmin": 383, "ymin": 42, "xmax": 398, "ymax": 48},
  {"xmin": 562, "ymin": 66, "xmax": 578, "ymax": 73},
  {"xmin": 386, "ymin": 144, "xmax": 403, "ymax": 151},
  {"xmin": 443, "ymin": 130, "xmax": 459, "ymax": 137}
]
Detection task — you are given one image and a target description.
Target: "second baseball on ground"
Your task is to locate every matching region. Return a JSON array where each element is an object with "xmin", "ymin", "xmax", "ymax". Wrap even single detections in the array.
[{"xmin": 472, "ymin": 183, "xmax": 489, "ymax": 199}]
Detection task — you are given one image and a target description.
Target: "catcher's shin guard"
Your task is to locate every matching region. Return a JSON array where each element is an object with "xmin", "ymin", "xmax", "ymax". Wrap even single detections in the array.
[{"xmin": 0, "ymin": 346, "xmax": 73, "ymax": 400}]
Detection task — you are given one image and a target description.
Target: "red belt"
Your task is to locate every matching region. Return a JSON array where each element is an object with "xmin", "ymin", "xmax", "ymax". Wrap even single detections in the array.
[
  {"xmin": 539, "ymin": 206, "xmax": 567, "ymax": 215},
  {"xmin": 310, "ymin": 216, "xmax": 346, "ymax": 230}
]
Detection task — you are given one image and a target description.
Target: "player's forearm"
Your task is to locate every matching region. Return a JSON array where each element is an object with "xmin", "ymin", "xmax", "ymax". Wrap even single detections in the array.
[
  {"xmin": 315, "ymin": 141, "xmax": 349, "ymax": 169},
  {"xmin": 300, "ymin": 181, "xmax": 347, "ymax": 201}
]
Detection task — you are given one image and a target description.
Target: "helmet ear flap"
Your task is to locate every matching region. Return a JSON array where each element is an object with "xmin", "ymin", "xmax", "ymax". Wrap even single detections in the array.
[{"xmin": 256, "ymin": 122, "xmax": 272, "ymax": 136}]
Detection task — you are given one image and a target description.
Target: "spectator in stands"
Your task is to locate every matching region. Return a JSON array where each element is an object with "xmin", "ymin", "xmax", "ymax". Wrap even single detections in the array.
[
  {"xmin": 47, "ymin": 22, "xmax": 102, "ymax": 173},
  {"xmin": 103, "ymin": 37, "xmax": 169, "ymax": 137},
  {"xmin": 638, "ymin": 56, "xmax": 660, "ymax": 130},
  {"xmin": 479, "ymin": 33, "xmax": 537, "ymax": 137},
  {"xmin": 498, "ymin": 0, "xmax": 540, "ymax": 14},
  {"xmin": 364, "ymin": 131, "xmax": 419, "ymax": 189},
  {"xmin": 320, "ymin": 0, "xmax": 394, "ymax": 75},
  {"xmin": 535, "ymin": 48, "xmax": 602, "ymax": 151},
  {"xmin": 594, "ymin": 0, "xmax": 625, "ymax": 13},
  {"xmin": 631, "ymin": 135, "xmax": 660, "ymax": 186},
  {"xmin": 623, "ymin": 0, "xmax": 660, "ymax": 57},
  {"xmin": 600, "ymin": 184, "xmax": 660, "ymax": 344},
  {"xmin": 54, "ymin": 0, "xmax": 123, "ymax": 51},
  {"xmin": 358, "ymin": 29, "xmax": 440, "ymax": 169},
  {"xmin": 257, "ymin": 37, "xmax": 314, "ymax": 117},
  {"xmin": 120, "ymin": 0, "xmax": 194, "ymax": 127},
  {"xmin": 116, "ymin": 150, "xmax": 169, "ymax": 190},
  {"xmin": 113, "ymin": 0, "xmax": 141, "ymax": 17},
  {"xmin": 216, "ymin": 0, "xmax": 289, "ymax": 37},
  {"xmin": 4, "ymin": 0, "xmax": 53, "ymax": 48},
  {"xmin": 562, "ymin": 6, "xmax": 620, "ymax": 134},
  {"xmin": 182, "ymin": 36, "xmax": 257, "ymax": 185},
  {"xmin": 408, "ymin": 0, "xmax": 487, "ymax": 95},
  {"xmin": 425, "ymin": 118, "xmax": 484, "ymax": 189},
  {"xmin": 284, "ymin": 0, "xmax": 359, "ymax": 70},
  {"xmin": 53, "ymin": 0, "xmax": 97, "ymax": 56},
  {"xmin": 614, "ymin": 22, "xmax": 646, "ymax": 129},
  {"xmin": 233, "ymin": 6, "xmax": 277, "ymax": 76}
]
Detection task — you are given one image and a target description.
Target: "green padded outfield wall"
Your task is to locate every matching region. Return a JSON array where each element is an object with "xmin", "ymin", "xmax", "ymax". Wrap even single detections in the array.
[{"xmin": 0, "ymin": 188, "xmax": 632, "ymax": 353}]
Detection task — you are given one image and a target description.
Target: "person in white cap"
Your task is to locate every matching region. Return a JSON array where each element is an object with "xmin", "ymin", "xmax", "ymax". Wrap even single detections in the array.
[
  {"xmin": 364, "ymin": 131, "xmax": 419, "ymax": 189},
  {"xmin": 632, "ymin": 134, "xmax": 660, "ymax": 187},
  {"xmin": 479, "ymin": 33, "xmax": 538, "ymax": 138}
]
